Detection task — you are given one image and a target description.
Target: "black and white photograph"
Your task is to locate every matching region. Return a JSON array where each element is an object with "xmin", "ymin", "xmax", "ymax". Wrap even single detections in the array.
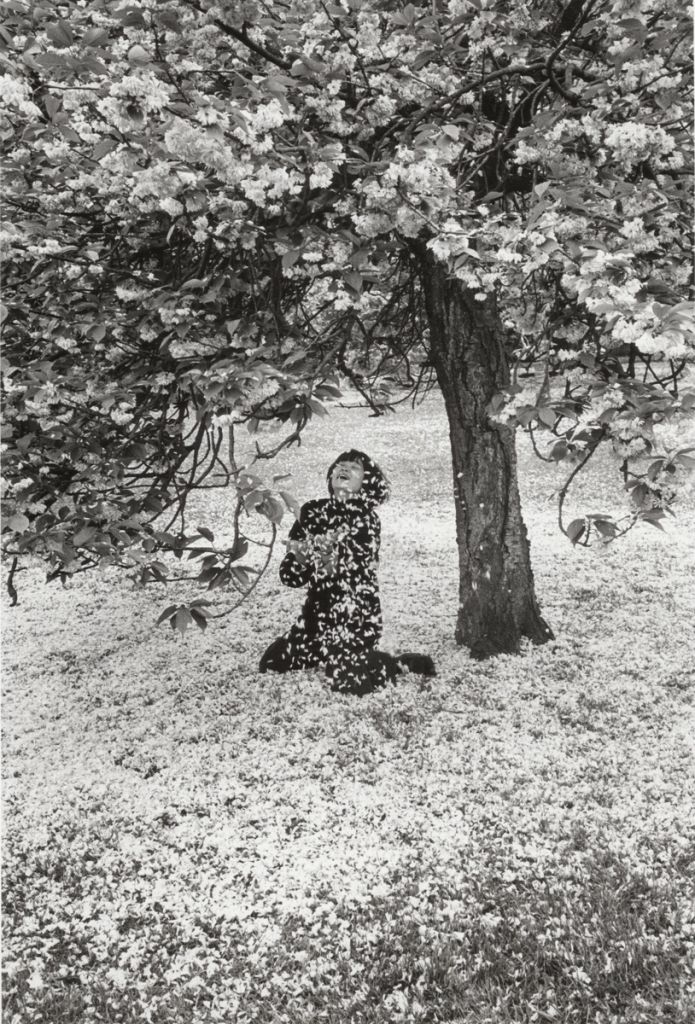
[{"xmin": 2, "ymin": 0, "xmax": 694, "ymax": 1021}]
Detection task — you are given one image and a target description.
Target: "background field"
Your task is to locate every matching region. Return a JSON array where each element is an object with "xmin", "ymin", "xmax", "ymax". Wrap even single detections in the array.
[{"xmin": 3, "ymin": 393, "xmax": 694, "ymax": 1023}]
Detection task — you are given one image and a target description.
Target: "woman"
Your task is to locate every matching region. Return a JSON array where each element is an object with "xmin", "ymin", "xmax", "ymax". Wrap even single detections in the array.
[{"xmin": 259, "ymin": 449, "xmax": 435, "ymax": 694}]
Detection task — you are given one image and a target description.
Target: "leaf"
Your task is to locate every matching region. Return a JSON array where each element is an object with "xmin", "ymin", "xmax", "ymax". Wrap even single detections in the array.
[
  {"xmin": 127, "ymin": 442, "xmax": 148, "ymax": 461},
  {"xmin": 411, "ymin": 49, "xmax": 438, "ymax": 71},
  {"xmin": 237, "ymin": 472, "xmax": 264, "ymax": 493},
  {"xmin": 231, "ymin": 566, "xmax": 251, "ymax": 587},
  {"xmin": 155, "ymin": 10, "xmax": 182, "ymax": 32},
  {"xmin": 280, "ymin": 491, "xmax": 301, "ymax": 518},
  {"xmin": 6, "ymin": 513, "xmax": 30, "ymax": 532},
  {"xmin": 264, "ymin": 72, "xmax": 294, "ymax": 93},
  {"xmin": 640, "ymin": 512, "xmax": 666, "ymax": 532},
  {"xmin": 46, "ymin": 20, "xmax": 74, "ymax": 48},
  {"xmin": 197, "ymin": 525, "xmax": 215, "ymax": 542},
  {"xmin": 44, "ymin": 95, "xmax": 61, "ymax": 121},
  {"xmin": 156, "ymin": 604, "xmax": 178, "ymax": 626},
  {"xmin": 243, "ymin": 488, "xmax": 266, "ymax": 512},
  {"xmin": 82, "ymin": 27, "xmax": 110, "ymax": 47},
  {"xmin": 153, "ymin": 530, "xmax": 179, "ymax": 547},
  {"xmin": 190, "ymin": 602, "xmax": 209, "ymax": 626},
  {"xmin": 144, "ymin": 496, "xmax": 164, "ymax": 514},
  {"xmin": 282, "ymin": 249, "xmax": 302, "ymax": 270},
  {"xmin": 345, "ymin": 271, "xmax": 363, "ymax": 293},
  {"xmin": 33, "ymin": 52, "xmax": 69, "ymax": 71},
  {"xmin": 629, "ymin": 483, "xmax": 651, "ymax": 505},
  {"xmin": 259, "ymin": 496, "xmax": 285, "ymax": 525},
  {"xmin": 118, "ymin": 6, "xmax": 147, "ymax": 28},
  {"xmin": 618, "ymin": 17, "xmax": 647, "ymax": 33},
  {"xmin": 91, "ymin": 138, "xmax": 118, "ymax": 161},
  {"xmin": 88, "ymin": 323, "xmax": 106, "ymax": 342},
  {"xmin": 593, "ymin": 520, "xmax": 617, "ymax": 539},
  {"xmin": 566, "ymin": 519, "xmax": 586, "ymax": 545},
  {"xmin": 487, "ymin": 393, "xmax": 505, "ymax": 420},
  {"xmin": 537, "ymin": 406, "xmax": 556, "ymax": 428},
  {"xmin": 127, "ymin": 43, "xmax": 150, "ymax": 63},
  {"xmin": 647, "ymin": 458, "xmax": 665, "ymax": 481},
  {"xmin": 516, "ymin": 405, "xmax": 536, "ymax": 427},
  {"xmin": 78, "ymin": 56, "xmax": 108, "ymax": 76},
  {"xmin": 73, "ymin": 526, "xmax": 97, "ymax": 546},
  {"xmin": 126, "ymin": 101, "xmax": 145, "ymax": 124},
  {"xmin": 307, "ymin": 398, "xmax": 327, "ymax": 417},
  {"xmin": 347, "ymin": 248, "xmax": 369, "ymax": 268},
  {"xmin": 174, "ymin": 607, "xmax": 193, "ymax": 635},
  {"xmin": 186, "ymin": 547, "xmax": 215, "ymax": 560}
]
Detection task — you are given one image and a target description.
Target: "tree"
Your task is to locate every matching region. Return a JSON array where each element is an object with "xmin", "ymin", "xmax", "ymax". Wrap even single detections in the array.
[{"xmin": 2, "ymin": 0, "xmax": 693, "ymax": 655}]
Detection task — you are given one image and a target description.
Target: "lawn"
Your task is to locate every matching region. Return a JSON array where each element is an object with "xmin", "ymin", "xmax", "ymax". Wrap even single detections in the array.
[{"xmin": 2, "ymin": 393, "xmax": 694, "ymax": 1024}]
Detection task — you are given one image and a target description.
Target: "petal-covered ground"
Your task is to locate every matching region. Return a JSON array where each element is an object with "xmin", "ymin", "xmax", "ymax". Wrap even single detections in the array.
[{"xmin": 3, "ymin": 395, "xmax": 694, "ymax": 1023}]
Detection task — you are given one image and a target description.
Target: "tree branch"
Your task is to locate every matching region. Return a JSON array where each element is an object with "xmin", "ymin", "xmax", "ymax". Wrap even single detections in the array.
[
  {"xmin": 557, "ymin": 426, "xmax": 608, "ymax": 537},
  {"xmin": 180, "ymin": 1, "xmax": 291, "ymax": 70}
]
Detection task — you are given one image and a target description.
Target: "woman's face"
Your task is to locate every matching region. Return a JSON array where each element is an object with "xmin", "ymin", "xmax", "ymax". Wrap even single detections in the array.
[{"xmin": 331, "ymin": 459, "xmax": 364, "ymax": 497}]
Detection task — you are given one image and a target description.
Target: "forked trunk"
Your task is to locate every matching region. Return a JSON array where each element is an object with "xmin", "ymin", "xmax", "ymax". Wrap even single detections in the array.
[{"xmin": 418, "ymin": 251, "xmax": 553, "ymax": 658}]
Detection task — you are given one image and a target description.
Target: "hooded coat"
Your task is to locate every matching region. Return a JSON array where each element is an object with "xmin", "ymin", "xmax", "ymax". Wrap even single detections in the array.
[{"xmin": 259, "ymin": 450, "xmax": 392, "ymax": 693}]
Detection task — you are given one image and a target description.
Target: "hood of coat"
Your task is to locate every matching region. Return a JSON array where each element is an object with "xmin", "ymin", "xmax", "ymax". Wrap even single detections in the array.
[{"xmin": 326, "ymin": 449, "xmax": 390, "ymax": 507}]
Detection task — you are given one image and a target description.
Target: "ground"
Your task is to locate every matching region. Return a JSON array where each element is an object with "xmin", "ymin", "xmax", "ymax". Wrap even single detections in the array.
[{"xmin": 2, "ymin": 394, "xmax": 694, "ymax": 1023}]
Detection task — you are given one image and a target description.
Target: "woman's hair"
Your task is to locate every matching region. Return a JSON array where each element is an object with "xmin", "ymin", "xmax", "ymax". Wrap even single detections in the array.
[{"xmin": 326, "ymin": 449, "xmax": 391, "ymax": 506}]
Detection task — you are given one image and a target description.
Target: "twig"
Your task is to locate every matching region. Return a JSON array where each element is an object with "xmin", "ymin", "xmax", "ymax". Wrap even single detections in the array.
[
  {"xmin": 179, "ymin": 0, "xmax": 291, "ymax": 70},
  {"xmin": 6, "ymin": 557, "xmax": 22, "ymax": 607},
  {"xmin": 557, "ymin": 426, "xmax": 607, "ymax": 536},
  {"xmin": 206, "ymin": 524, "xmax": 277, "ymax": 619},
  {"xmin": 528, "ymin": 422, "xmax": 556, "ymax": 462}
]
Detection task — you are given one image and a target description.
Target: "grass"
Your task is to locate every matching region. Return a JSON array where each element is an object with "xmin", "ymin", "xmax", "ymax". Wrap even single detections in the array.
[
  {"xmin": 3, "ymin": 392, "xmax": 695, "ymax": 1023},
  {"xmin": 4, "ymin": 839, "xmax": 693, "ymax": 1022}
]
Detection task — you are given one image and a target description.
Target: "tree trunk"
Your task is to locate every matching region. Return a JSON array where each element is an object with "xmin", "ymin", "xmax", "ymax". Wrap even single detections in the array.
[{"xmin": 418, "ymin": 251, "xmax": 553, "ymax": 658}]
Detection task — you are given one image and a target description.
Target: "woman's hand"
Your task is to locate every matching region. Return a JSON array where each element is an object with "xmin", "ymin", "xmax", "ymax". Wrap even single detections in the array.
[
  {"xmin": 317, "ymin": 546, "xmax": 339, "ymax": 574},
  {"xmin": 284, "ymin": 538, "xmax": 312, "ymax": 564},
  {"xmin": 314, "ymin": 533, "xmax": 339, "ymax": 574},
  {"xmin": 285, "ymin": 530, "xmax": 343, "ymax": 573}
]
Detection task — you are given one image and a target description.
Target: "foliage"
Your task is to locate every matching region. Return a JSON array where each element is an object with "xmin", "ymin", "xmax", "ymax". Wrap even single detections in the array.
[{"xmin": 2, "ymin": 0, "xmax": 694, "ymax": 627}]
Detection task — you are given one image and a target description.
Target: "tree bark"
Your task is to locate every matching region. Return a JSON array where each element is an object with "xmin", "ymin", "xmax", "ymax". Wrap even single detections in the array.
[{"xmin": 418, "ymin": 250, "xmax": 553, "ymax": 658}]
